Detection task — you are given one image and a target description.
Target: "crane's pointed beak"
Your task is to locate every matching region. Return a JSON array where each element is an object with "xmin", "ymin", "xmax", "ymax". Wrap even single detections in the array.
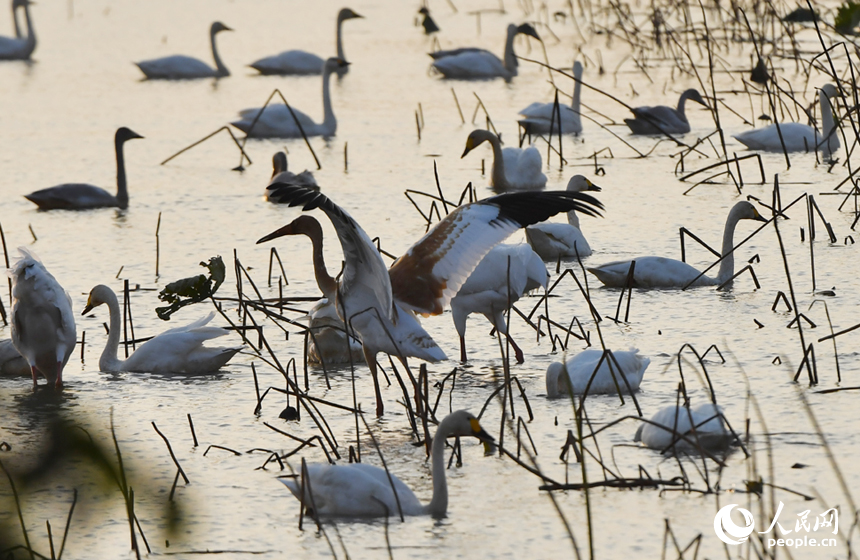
[{"xmin": 257, "ymin": 224, "xmax": 294, "ymax": 244}]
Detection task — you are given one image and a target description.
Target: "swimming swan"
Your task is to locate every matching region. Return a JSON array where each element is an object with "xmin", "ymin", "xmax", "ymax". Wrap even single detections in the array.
[
  {"xmin": 587, "ymin": 201, "xmax": 767, "ymax": 288},
  {"xmin": 525, "ymin": 175, "xmax": 600, "ymax": 260},
  {"xmin": 0, "ymin": 338, "xmax": 29, "ymax": 377},
  {"xmin": 431, "ymin": 23, "xmax": 540, "ymax": 81},
  {"xmin": 451, "ymin": 244, "xmax": 548, "ymax": 363},
  {"xmin": 24, "ymin": 127, "xmax": 143, "ymax": 210},
  {"xmin": 280, "ymin": 410, "xmax": 494, "ymax": 518},
  {"xmin": 232, "ymin": 57, "xmax": 348, "ymax": 138},
  {"xmin": 135, "ymin": 21, "xmax": 232, "ymax": 79},
  {"xmin": 518, "ymin": 61, "xmax": 583, "ymax": 135},
  {"xmin": 624, "ymin": 88, "xmax": 708, "ymax": 135},
  {"xmin": 265, "ymin": 151, "xmax": 318, "ymax": 202},
  {"xmin": 81, "ymin": 285, "xmax": 241, "ymax": 374},
  {"xmin": 546, "ymin": 348, "xmax": 650, "ymax": 397},
  {"xmin": 0, "ymin": 0, "xmax": 34, "ymax": 60},
  {"xmin": 461, "ymin": 129, "xmax": 546, "ymax": 191},
  {"xmin": 634, "ymin": 403, "xmax": 731, "ymax": 451},
  {"xmin": 733, "ymin": 84, "xmax": 840, "ymax": 157},
  {"xmin": 10, "ymin": 248, "xmax": 76, "ymax": 390},
  {"xmin": 249, "ymin": 8, "xmax": 362, "ymax": 75}
]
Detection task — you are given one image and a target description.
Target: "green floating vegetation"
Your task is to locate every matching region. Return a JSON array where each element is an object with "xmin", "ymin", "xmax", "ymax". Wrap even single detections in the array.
[
  {"xmin": 156, "ymin": 256, "xmax": 226, "ymax": 320},
  {"xmin": 835, "ymin": 1, "xmax": 860, "ymax": 33}
]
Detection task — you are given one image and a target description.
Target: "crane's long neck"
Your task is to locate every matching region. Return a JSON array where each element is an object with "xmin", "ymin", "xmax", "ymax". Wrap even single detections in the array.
[
  {"xmin": 321, "ymin": 67, "xmax": 337, "ymax": 134},
  {"xmin": 424, "ymin": 416, "xmax": 455, "ymax": 517},
  {"xmin": 485, "ymin": 134, "xmax": 509, "ymax": 190},
  {"xmin": 502, "ymin": 27, "xmax": 518, "ymax": 76},
  {"xmin": 716, "ymin": 208, "xmax": 742, "ymax": 284},
  {"xmin": 99, "ymin": 291, "xmax": 125, "ymax": 372},
  {"xmin": 305, "ymin": 229, "xmax": 338, "ymax": 301},
  {"xmin": 335, "ymin": 16, "xmax": 346, "ymax": 60},
  {"xmin": 211, "ymin": 30, "xmax": 229, "ymax": 77},
  {"xmin": 115, "ymin": 136, "xmax": 130, "ymax": 208}
]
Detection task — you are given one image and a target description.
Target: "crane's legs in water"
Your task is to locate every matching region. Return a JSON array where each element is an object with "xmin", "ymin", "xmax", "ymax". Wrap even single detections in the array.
[{"xmin": 363, "ymin": 348, "xmax": 384, "ymax": 417}]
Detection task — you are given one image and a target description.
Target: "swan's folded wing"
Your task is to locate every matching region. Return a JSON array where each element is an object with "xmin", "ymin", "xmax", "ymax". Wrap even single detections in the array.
[{"xmin": 390, "ymin": 190, "xmax": 602, "ymax": 315}]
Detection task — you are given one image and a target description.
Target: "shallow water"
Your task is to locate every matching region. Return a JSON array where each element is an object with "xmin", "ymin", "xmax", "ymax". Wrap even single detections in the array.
[{"xmin": 1, "ymin": 0, "xmax": 858, "ymax": 558}]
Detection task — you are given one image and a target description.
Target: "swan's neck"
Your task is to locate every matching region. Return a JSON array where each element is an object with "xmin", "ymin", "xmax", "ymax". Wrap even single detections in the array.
[
  {"xmin": 424, "ymin": 416, "xmax": 456, "ymax": 517},
  {"xmin": 716, "ymin": 208, "xmax": 742, "ymax": 284},
  {"xmin": 115, "ymin": 136, "xmax": 130, "ymax": 208},
  {"xmin": 502, "ymin": 27, "xmax": 518, "ymax": 76},
  {"xmin": 486, "ymin": 134, "xmax": 509, "ymax": 189},
  {"xmin": 306, "ymin": 230, "xmax": 338, "ymax": 301},
  {"xmin": 676, "ymin": 91, "xmax": 691, "ymax": 119},
  {"xmin": 210, "ymin": 30, "xmax": 229, "ymax": 77},
  {"xmin": 571, "ymin": 70, "xmax": 582, "ymax": 112},
  {"xmin": 21, "ymin": 1, "xmax": 34, "ymax": 53},
  {"xmin": 335, "ymin": 16, "xmax": 346, "ymax": 60},
  {"xmin": 819, "ymin": 89, "xmax": 837, "ymax": 154},
  {"xmin": 13, "ymin": 3, "xmax": 21, "ymax": 38},
  {"xmin": 99, "ymin": 291, "xmax": 125, "ymax": 372},
  {"xmin": 321, "ymin": 67, "xmax": 336, "ymax": 134},
  {"xmin": 566, "ymin": 209, "xmax": 581, "ymax": 229}
]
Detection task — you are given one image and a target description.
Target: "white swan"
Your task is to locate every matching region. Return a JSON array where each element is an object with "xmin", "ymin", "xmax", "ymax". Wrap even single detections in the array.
[
  {"xmin": 430, "ymin": 23, "xmax": 540, "ymax": 81},
  {"xmin": 305, "ymin": 298, "xmax": 365, "ymax": 365},
  {"xmin": 265, "ymin": 152, "xmax": 317, "ymax": 202},
  {"xmin": 587, "ymin": 201, "xmax": 766, "ymax": 288},
  {"xmin": 24, "ymin": 127, "xmax": 143, "ymax": 210},
  {"xmin": 525, "ymin": 175, "xmax": 601, "ymax": 260},
  {"xmin": 634, "ymin": 403, "xmax": 730, "ymax": 451},
  {"xmin": 135, "ymin": 21, "xmax": 231, "ymax": 79},
  {"xmin": 546, "ymin": 348, "xmax": 649, "ymax": 397},
  {"xmin": 232, "ymin": 57, "xmax": 347, "ymax": 139},
  {"xmin": 0, "ymin": 338, "xmax": 29, "ymax": 377},
  {"xmin": 624, "ymin": 88, "xmax": 707, "ymax": 135},
  {"xmin": 259, "ymin": 186, "xmax": 603, "ymax": 415},
  {"xmin": 10, "ymin": 248, "xmax": 76, "ymax": 390},
  {"xmin": 249, "ymin": 8, "xmax": 362, "ymax": 75},
  {"xmin": 280, "ymin": 410, "xmax": 493, "ymax": 518},
  {"xmin": 81, "ymin": 285, "xmax": 241, "ymax": 374},
  {"xmin": 733, "ymin": 84, "xmax": 839, "ymax": 157},
  {"xmin": 451, "ymin": 244, "xmax": 548, "ymax": 363},
  {"xmin": 0, "ymin": 0, "xmax": 34, "ymax": 60},
  {"xmin": 461, "ymin": 129, "xmax": 546, "ymax": 191},
  {"xmin": 518, "ymin": 61, "xmax": 583, "ymax": 135}
]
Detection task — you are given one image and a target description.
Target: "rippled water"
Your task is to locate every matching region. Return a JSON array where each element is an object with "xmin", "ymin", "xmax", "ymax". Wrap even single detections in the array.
[{"xmin": 1, "ymin": 0, "xmax": 858, "ymax": 558}]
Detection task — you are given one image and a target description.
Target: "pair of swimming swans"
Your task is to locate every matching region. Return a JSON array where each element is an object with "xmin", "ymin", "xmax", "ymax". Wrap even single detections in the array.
[
  {"xmin": 518, "ymin": 61, "xmax": 584, "ymax": 135},
  {"xmin": 625, "ymin": 88, "xmax": 708, "ymax": 135},
  {"xmin": 587, "ymin": 201, "xmax": 766, "ymax": 288},
  {"xmin": 232, "ymin": 57, "xmax": 348, "ymax": 138},
  {"xmin": 280, "ymin": 410, "xmax": 493, "ymax": 518},
  {"xmin": 25, "ymin": 127, "xmax": 143, "ymax": 210},
  {"xmin": 525, "ymin": 175, "xmax": 600, "ymax": 260},
  {"xmin": 0, "ymin": 0, "xmax": 35, "ymax": 60},
  {"xmin": 250, "ymin": 8, "xmax": 362, "ymax": 75},
  {"xmin": 546, "ymin": 348, "xmax": 650, "ymax": 397},
  {"xmin": 431, "ymin": 23, "xmax": 540, "ymax": 81},
  {"xmin": 136, "ymin": 21, "xmax": 232, "ymax": 80},
  {"xmin": 461, "ymin": 129, "xmax": 546, "ymax": 191}
]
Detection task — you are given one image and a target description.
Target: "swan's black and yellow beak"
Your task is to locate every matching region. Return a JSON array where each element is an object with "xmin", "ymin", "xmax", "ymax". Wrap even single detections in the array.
[
  {"xmin": 81, "ymin": 297, "xmax": 96, "ymax": 316},
  {"xmin": 516, "ymin": 23, "xmax": 541, "ymax": 41},
  {"xmin": 752, "ymin": 208, "xmax": 768, "ymax": 222},
  {"xmin": 469, "ymin": 417, "xmax": 495, "ymax": 444},
  {"xmin": 585, "ymin": 180, "xmax": 601, "ymax": 192},
  {"xmin": 336, "ymin": 58, "xmax": 351, "ymax": 69}
]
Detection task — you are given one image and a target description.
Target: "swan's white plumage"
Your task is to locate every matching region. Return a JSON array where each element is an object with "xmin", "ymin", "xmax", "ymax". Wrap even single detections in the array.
[
  {"xmin": 624, "ymin": 88, "xmax": 707, "ymax": 135},
  {"xmin": 0, "ymin": 338, "xmax": 29, "ymax": 376},
  {"xmin": 135, "ymin": 21, "xmax": 231, "ymax": 79},
  {"xmin": 431, "ymin": 23, "xmax": 539, "ymax": 81},
  {"xmin": 526, "ymin": 175, "xmax": 600, "ymax": 260},
  {"xmin": 10, "ymin": 248, "xmax": 76, "ymax": 389},
  {"xmin": 546, "ymin": 348, "xmax": 649, "ymax": 397},
  {"xmin": 588, "ymin": 201, "xmax": 766, "ymax": 288},
  {"xmin": 451, "ymin": 244, "xmax": 548, "ymax": 362},
  {"xmin": 0, "ymin": 0, "xmax": 34, "ymax": 60},
  {"xmin": 733, "ymin": 84, "xmax": 839, "ymax": 157},
  {"xmin": 635, "ymin": 403, "xmax": 730, "ymax": 451},
  {"xmin": 82, "ymin": 285, "xmax": 241, "ymax": 374},
  {"xmin": 518, "ymin": 61, "xmax": 583, "ymax": 135},
  {"xmin": 280, "ymin": 410, "xmax": 493, "ymax": 518},
  {"xmin": 232, "ymin": 57, "xmax": 346, "ymax": 138},
  {"xmin": 461, "ymin": 129, "xmax": 547, "ymax": 191},
  {"xmin": 305, "ymin": 298, "xmax": 364, "ymax": 365}
]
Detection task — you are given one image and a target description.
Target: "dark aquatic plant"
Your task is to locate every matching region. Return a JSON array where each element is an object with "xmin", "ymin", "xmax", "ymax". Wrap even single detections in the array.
[{"xmin": 156, "ymin": 256, "xmax": 226, "ymax": 320}]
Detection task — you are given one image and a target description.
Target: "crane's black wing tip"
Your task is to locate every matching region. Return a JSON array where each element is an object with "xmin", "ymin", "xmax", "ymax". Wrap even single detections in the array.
[{"xmin": 485, "ymin": 190, "xmax": 604, "ymax": 228}]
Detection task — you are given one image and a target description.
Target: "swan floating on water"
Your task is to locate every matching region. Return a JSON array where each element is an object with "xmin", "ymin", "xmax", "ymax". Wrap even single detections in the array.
[
  {"xmin": 733, "ymin": 84, "xmax": 839, "ymax": 157},
  {"xmin": 25, "ymin": 127, "xmax": 143, "ymax": 210},
  {"xmin": 431, "ymin": 23, "xmax": 540, "ymax": 81},
  {"xmin": 546, "ymin": 348, "xmax": 650, "ymax": 397},
  {"xmin": 635, "ymin": 402, "xmax": 731, "ymax": 452},
  {"xmin": 265, "ymin": 152, "xmax": 318, "ymax": 202},
  {"xmin": 135, "ymin": 21, "xmax": 232, "ymax": 79},
  {"xmin": 81, "ymin": 285, "xmax": 241, "ymax": 374},
  {"xmin": 10, "ymin": 248, "xmax": 76, "ymax": 390},
  {"xmin": 249, "ymin": 8, "xmax": 362, "ymax": 75},
  {"xmin": 232, "ymin": 57, "xmax": 348, "ymax": 138},
  {"xmin": 526, "ymin": 175, "xmax": 600, "ymax": 260},
  {"xmin": 0, "ymin": 0, "xmax": 35, "ymax": 60},
  {"xmin": 280, "ymin": 410, "xmax": 494, "ymax": 518},
  {"xmin": 258, "ymin": 184, "xmax": 603, "ymax": 415},
  {"xmin": 461, "ymin": 129, "xmax": 546, "ymax": 191},
  {"xmin": 624, "ymin": 89, "xmax": 708, "ymax": 135},
  {"xmin": 518, "ymin": 61, "xmax": 583, "ymax": 135},
  {"xmin": 0, "ymin": 338, "xmax": 29, "ymax": 377},
  {"xmin": 587, "ymin": 201, "xmax": 766, "ymax": 288},
  {"xmin": 451, "ymin": 244, "xmax": 548, "ymax": 363}
]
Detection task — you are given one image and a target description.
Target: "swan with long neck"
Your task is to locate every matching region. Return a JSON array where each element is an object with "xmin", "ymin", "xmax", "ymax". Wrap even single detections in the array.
[
  {"xmin": 430, "ymin": 23, "xmax": 540, "ymax": 81},
  {"xmin": 624, "ymin": 88, "xmax": 708, "ymax": 135},
  {"xmin": 518, "ymin": 61, "xmax": 584, "ymax": 135},
  {"xmin": 546, "ymin": 348, "xmax": 650, "ymax": 397},
  {"xmin": 81, "ymin": 285, "xmax": 241, "ymax": 374},
  {"xmin": 0, "ymin": 0, "xmax": 34, "ymax": 60},
  {"xmin": 258, "ymin": 185, "xmax": 603, "ymax": 415},
  {"xmin": 733, "ymin": 84, "xmax": 840, "ymax": 157},
  {"xmin": 135, "ymin": 21, "xmax": 231, "ymax": 79},
  {"xmin": 461, "ymin": 129, "xmax": 546, "ymax": 191},
  {"xmin": 587, "ymin": 201, "xmax": 767, "ymax": 288},
  {"xmin": 525, "ymin": 175, "xmax": 601, "ymax": 260},
  {"xmin": 24, "ymin": 127, "xmax": 143, "ymax": 210},
  {"xmin": 249, "ymin": 8, "xmax": 363, "ymax": 75},
  {"xmin": 280, "ymin": 410, "xmax": 494, "ymax": 518},
  {"xmin": 232, "ymin": 57, "xmax": 348, "ymax": 138},
  {"xmin": 265, "ymin": 152, "xmax": 317, "ymax": 202}
]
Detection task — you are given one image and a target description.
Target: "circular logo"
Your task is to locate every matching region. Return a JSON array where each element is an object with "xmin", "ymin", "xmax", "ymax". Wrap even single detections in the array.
[{"xmin": 714, "ymin": 504, "xmax": 755, "ymax": 545}]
